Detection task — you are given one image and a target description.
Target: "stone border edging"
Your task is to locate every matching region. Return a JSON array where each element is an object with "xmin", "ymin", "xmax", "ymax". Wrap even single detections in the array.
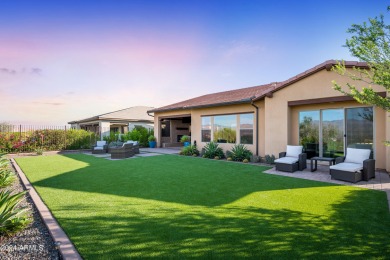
[{"xmin": 10, "ymin": 158, "xmax": 83, "ymax": 260}]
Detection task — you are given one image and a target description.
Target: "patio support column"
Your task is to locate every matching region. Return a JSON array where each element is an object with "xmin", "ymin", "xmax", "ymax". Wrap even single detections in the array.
[{"xmin": 100, "ymin": 122, "xmax": 110, "ymax": 140}]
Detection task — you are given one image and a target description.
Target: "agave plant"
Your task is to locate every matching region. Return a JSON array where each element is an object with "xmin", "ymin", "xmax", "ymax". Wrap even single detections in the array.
[
  {"xmin": 0, "ymin": 190, "xmax": 31, "ymax": 236},
  {"xmin": 181, "ymin": 145, "xmax": 199, "ymax": 156},
  {"xmin": 0, "ymin": 156, "xmax": 15, "ymax": 188},
  {"xmin": 203, "ymin": 142, "xmax": 224, "ymax": 159},
  {"xmin": 229, "ymin": 144, "xmax": 252, "ymax": 162},
  {"xmin": 0, "ymin": 170, "xmax": 16, "ymax": 188}
]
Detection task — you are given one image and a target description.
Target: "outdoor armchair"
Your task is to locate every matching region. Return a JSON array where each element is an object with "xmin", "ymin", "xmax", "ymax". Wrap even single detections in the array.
[
  {"xmin": 125, "ymin": 140, "xmax": 140, "ymax": 154},
  {"xmin": 92, "ymin": 141, "xmax": 108, "ymax": 154},
  {"xmin": 330, "ymin": 148, "xmax": 375, "ymax": 183},
  {"xmin": 274, "ymin": 145, "xmax": 307, "ymax": 172}
]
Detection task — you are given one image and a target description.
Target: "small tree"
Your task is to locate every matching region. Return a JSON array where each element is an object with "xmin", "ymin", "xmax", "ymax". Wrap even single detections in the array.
[{"xmin": 332, "ymin": 7, "xmax": 390, "ymax": 145}]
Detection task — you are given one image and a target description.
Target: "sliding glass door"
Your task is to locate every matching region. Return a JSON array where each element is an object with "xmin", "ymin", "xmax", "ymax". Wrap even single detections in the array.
[{"xmin": 299, "ymin": 106, "xmax": 373, "ymax": 159}]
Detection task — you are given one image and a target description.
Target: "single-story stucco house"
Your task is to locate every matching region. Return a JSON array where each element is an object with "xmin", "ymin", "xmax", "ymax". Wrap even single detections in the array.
[
  {"xmin": 148, "ymin": 60, "xmax": 390, "ymax": 171},
  {"xmin": 69, "ymin": 106, "xmax": 154, "ymax": 139}
]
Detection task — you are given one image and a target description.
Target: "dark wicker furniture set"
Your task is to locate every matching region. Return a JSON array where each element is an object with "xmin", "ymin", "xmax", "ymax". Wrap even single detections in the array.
[
  {"xmin": 275, "ymin": 146, "xmax": 375, "ymax": 183},
  {"xmin": 91, "ymin": 141, "xmax": 140, "ymax": 159}
]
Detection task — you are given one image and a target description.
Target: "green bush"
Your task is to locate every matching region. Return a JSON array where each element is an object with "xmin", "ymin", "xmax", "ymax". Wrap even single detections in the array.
[
  {"xmin": 180, "ymin": 135, "xmax": 190, "ymax": 143},
  {"xmin": 227, "ymin": 144, "xmax": 252, "ymax": 162},
  {"xmin": 0, "ymin": 129, "xmax": 97, "ymax": 153},
  {"xmin": 148, "ymin": 135, "xmax": 156, "ymax": 142},
  {"xmin": 203, "ymin": 142, "xmax": 224, "ymax": 159},
  {"xmin": 124, "ymin": 126, "xmax": 151, "ymax": 147},
  {"xmin": 181, "ymin": 145, "xmax": 199, "ymax": 156},
  {"xmin": 103, "ymin": 132, "xmax": 118, "ymax": 144}
]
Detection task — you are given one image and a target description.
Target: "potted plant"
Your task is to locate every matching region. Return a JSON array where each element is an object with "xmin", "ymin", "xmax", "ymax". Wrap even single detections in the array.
[
  {"xmin": 148, "ymin": 135, "xmax": 157, "ymax": 148},
  {"xmin": 180, "ymin": 135, "xmax": 191, "ymax": 147}
]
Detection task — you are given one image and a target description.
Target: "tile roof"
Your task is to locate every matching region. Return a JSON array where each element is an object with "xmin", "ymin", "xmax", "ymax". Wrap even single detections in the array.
[
  {"xmin": 148, "ymin": 60, "xmax": 369, "ymax": 113},
  {"xmin": 148, "ymin": 83, "xmax": 275, "ymax": 113}
]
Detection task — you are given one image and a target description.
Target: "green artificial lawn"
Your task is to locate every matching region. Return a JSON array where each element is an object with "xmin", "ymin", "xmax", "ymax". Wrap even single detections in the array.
[{"xmin": 16, "ymin": 154, "xmax": 390, "ymax": 259}]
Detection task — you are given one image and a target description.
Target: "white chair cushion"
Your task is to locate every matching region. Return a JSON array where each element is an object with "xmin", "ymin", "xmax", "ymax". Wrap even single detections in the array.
[
  {"xmin": 126, "ymin": 141, "xmax": 139, "ymax": 145},
  {"xmin": 94, "ymin": 146, "xmax": 104, "ymax": 150},
  {"xmin": 275, "ymin": 157, "xmax": 299, "ymax": 164},
  {"xmin": 344, "ymin": 148, "xmax": 370, "ymax": 165},
  {"xmin": 330, "ymin": 162, "xmax": 363, "ymax": 172},
  {"xmin": 286, "ymin": 145, "xmax": 303, "ymax": 158},
  {"xmin": 96, "ymin": 141, "xmax": 106, "ymax": 147}
]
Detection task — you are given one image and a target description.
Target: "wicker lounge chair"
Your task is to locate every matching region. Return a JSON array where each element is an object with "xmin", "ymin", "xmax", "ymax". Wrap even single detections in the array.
[
  {"xmin": 92, "ymin": 141, "xmax": 108, "ymax": 154},
  {"xmin": 125, "ymin": 140, "xmax": 140, "ymax": 154},
  {"xmin": 110, "ymin": 143, "xmax": 134, "ymax": 159},
  {"xmin": 330, "ymin": 148, "xmax": 375, "ymax": 183},
  {"xmin": 274, "ymin": 145, "xmax": 307, "ymax": 172}
]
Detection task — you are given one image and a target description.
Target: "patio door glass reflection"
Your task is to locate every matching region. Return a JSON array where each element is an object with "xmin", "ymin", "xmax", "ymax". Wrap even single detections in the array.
[
  {"xmin": 346, "ymin": 107, "xmax": 373, "ymax": 153},
  {"xmin": 299, "ymin": 111, "xmax": 320, "ymax": 158},
  {"xmin": 321, "ymin": 109, "xmax": 344, "ymax": 158}
]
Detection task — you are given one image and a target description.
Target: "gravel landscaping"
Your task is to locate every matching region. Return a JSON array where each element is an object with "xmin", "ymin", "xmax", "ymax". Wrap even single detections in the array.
[{"xmin": 0, "ymin": 164, "xmax": 59, "ymax": 260}]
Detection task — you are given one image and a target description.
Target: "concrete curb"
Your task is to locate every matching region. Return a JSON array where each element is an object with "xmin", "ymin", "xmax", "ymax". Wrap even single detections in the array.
[{"xmin": 11, "ymin": 158, "xmax": 83, "ymax": 260}]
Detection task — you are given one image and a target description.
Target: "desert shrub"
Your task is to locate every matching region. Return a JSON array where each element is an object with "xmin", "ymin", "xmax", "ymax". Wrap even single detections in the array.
[
  {"xmin": 227, "ymin": 144, "xmax": 252, "ymax": 162},
  {"xmin": 181, "ymin": 145, "xmax": 199, "ymax": 156},
  {"xmin": 264, "ymin": 154, "xmax": 276, "ymax": 164},
  {"xmin": 0, "ymin": 190, "xmax": 31, "ymax": 236},
  {"xmin": 203, "ymin": 142, "xmax": 224, "ymax": 159}
]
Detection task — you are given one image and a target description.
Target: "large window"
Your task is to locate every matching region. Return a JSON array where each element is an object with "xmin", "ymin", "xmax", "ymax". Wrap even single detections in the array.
[
  {"xmin": 240, "ymin": 113, "xmax": 253, "ymax": 144},
  {"xmin": 214, "ymin": 115, "xmax": 237, "ymax": 143},
  {"xmin": 201, "ymin": 113, "xmax": 254, "ymax": 144},
  {"xmin": 201, "ymin": 117, "xmax": 211, "ymax": 142}
]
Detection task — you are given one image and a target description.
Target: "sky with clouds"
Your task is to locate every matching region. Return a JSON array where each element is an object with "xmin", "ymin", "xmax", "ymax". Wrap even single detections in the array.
[{"xmin": 0, "ymin": 0, "xmax": 386, "ymax": 125}]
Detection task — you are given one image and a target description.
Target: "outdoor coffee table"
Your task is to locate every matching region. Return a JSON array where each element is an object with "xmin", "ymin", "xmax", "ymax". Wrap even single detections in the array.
[{"xmin": 310, "ymin": 157, "xmax": 336, "ymax": 172}]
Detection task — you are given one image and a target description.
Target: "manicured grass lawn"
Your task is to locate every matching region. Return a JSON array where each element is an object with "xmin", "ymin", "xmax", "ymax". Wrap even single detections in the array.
[{"xmin": 16, "ymin": 154, "xmax": 390, "ymax": 259}]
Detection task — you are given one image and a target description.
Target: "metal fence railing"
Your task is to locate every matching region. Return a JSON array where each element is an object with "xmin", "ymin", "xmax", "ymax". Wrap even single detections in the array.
[{"xmin": 0, "ymin": 124, "xmax": 98, "ymax": 153}]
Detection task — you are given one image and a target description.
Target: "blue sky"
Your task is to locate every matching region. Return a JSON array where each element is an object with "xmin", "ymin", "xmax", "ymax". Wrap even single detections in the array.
[{"xmin": 0, "ymin": 0, "xmax": 386, "ymax": 124}]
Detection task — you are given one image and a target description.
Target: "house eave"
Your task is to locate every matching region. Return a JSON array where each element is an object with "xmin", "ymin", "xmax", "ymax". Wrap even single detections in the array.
[{"xmin": 148, "ymin": 99, "xmax": 253, "ymax": 114}]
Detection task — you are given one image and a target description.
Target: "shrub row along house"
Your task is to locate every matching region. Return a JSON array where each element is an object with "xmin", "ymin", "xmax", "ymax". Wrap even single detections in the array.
[{"xmin": 148, "ymin": 60, "xmax": 390, "ymax": 171}]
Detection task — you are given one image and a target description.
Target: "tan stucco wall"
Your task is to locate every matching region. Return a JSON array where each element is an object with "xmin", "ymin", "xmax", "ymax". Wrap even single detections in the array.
[
  {"xmin": 154, "ymin": 103, "xmax": 261, "ymax": 155},
  {"xmin": 264, "ymin": 68, "xmax": 387, "ymax": 170},
  {"xmin": 153, "ymin": 68, "xmax": 389, "ymax": 171}
]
